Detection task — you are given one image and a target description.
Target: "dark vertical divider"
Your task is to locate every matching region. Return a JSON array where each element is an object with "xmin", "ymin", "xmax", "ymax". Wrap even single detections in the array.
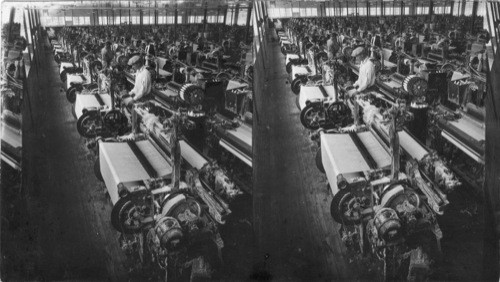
[
  {"xmin": 252, "ymin": 0, "xmax": 267, "ymax": 262},
  {"xmin": 483, "ymin": 47, "xmax": 500, "ymax": 281}
]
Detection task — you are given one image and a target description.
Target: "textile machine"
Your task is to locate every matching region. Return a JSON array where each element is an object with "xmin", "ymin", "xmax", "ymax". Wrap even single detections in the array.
[
  {"xmin": 1, "ymin": 110, "xmax": 22, "ymax": 170},
  {"xmin": 99, "ymin": 137, "xmax": 223, "ymax": 280},
  {"xmin": 97, "ymin": 105, "xmax": 231, "ymax": 281},
  {"xmin": 319, "ymin": 101, "xmax": 443, "ymax": 281},
  {"xmin": 73, "ymin": 68, "xmax": 129, "ymax": 138}
]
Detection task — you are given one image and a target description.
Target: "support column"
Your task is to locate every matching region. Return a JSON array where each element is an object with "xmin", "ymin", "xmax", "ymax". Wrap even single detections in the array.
[
  {"xmin": 471, "ymin": 0, "xmax": 479, "ymax": 31},
  {"xmin": 234, "ymin": 4, "xmax": 240, "ymax": 26},
  {"xmin": 245, "ymin": 5, "xmax": 252, "ymax": 43},
  {"xmin": 203, "ymin": 3, "xmax": 208, "ymax": 32},
  {"xmin": 261, "ymin": 1, "xmax": 267, "ymax": 19},
  {"xmin": 216, "ymin": 5, "xmax": 220, "ymax": 24},
  {"xmin": 355, "ymin": 1, "xmax": 358, "ymax": 19},
  {"xmin": 400, "ymin": 1, "xmax": 404, "ymax": 32},
  {"xmin": 223, "ymin": 5, "xmax": 228, "ymax": 25},
  {"xmin": 174, "ymin": 4, "xmax": 178, "ymax": 40}
]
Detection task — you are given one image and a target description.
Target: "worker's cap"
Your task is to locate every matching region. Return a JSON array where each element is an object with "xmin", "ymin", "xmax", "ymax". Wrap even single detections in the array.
[
  {"xmin": 128, "ymin": 55, "xmax": 142, "ymax": 66},
  {"xmin": 351, "ymin": 46, "xmax": 365, "ymax": 57}
]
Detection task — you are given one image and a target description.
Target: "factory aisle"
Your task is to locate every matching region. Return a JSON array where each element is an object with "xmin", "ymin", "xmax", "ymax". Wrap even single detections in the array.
[
  {"xmin": 253, "ymin": 32, "xmax": 356, "ymax": 280},
  {"xmin": 14, "ymin": 37, "xmax": 127, "ymax": 280}
]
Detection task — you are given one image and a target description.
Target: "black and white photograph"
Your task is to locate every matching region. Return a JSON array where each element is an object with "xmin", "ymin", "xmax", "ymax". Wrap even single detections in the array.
[
  {"xmin": 1, "ymin": 0, "xmax": 500, "ymax": 281},
  {"xmin": 1, "ymin": 0, "xmax": 254, "ymax": 280},
  {"xmin": 253, "ymin": 0, "xmax": 500, "ymax": 281}
]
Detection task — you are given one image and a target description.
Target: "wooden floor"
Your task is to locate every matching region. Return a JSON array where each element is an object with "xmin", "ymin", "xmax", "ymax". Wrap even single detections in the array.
[
  {"xmin": 1, "ymin": 36, "xmax": 255, "ymax": 281},
  {"xmin": 253, "ymin": 31, "xmax": 355, "ymax": 280},
  {"xmin": 4, "ymin": 37, "xmax": 128, "ymax": 281},
  {"xmin": 252, "ymin": 28, "xmax": 492, "ymax": 281}
]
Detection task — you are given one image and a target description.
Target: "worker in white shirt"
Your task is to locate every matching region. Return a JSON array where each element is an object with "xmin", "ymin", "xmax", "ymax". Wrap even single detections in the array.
[
  {"xmin": 344, "ymin": 46, "xmax": 377, "ymax": 131},
  {"xmin": 121, "ymin": 55, "xmax": 152, "ymax": 106}
]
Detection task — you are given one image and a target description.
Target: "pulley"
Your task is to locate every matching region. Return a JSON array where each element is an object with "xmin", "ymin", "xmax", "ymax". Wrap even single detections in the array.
[
  {"xmin": 76, "ymin": 111, "xmax": 102, "ymax": 138},
  {"xmin": 403, "ymin": 75, "xmax": 428, "ymax": 97},
  {"xmin": 315, "ymin": 51, "xmax": 328, "ymax": 63},
  {"xmin": 373, "ymin": 207, "xmax": 402, "ymax": 242},
  {"xmin": 439, "ymin": 63, "xmax": 456, "ymax": 75},
  {"xmin": 326, "ymin": 101, "xmax": 352, "ymax": 127},
  {"xmin": 111, "ymin": 193, "xmax": 150, "ymax": 234},
  {"xmin": 342, "ymin": 46, "xmax": 353, "ymax": 57},
  {"xmin": 381, "ymin": 183, "xmax": 421, "ymax": 213},
  {"xmin": 117, "ymin": 54, "xmax": 129, "ymax": 67},
  {"xmin": 330, "ymin": 188, "xmax": 362, "ymax": 225},
  {"xmin": 90, "ymin": 60, "xmax": 103, "ymax": 73},
  {"xmin": 161, "ymin": 192, "xmax": 203, "ymax": 233},
  {"xmin": 103, "ymin": 109, "xmax": 129, "ymax": 135},
  {"xmin": 154, "ymin": 216, "xmax": 184, "ymax": 250},
  {"xmin": 179, "ymin": 83, "xmax": 205, "ymax": 106},
  {"xmin": 168, "ymin": 46, "xmax": 177, "ymax": 57}
]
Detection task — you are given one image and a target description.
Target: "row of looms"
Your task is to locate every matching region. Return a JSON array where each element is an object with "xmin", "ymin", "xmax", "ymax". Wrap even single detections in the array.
[
  {"xmin": 1, "ymin": 1, "xmax": 254, "ymax": 281},
  {"xmin": 253, "ymin": 0, "xmax": 500, "ymax": 280}
]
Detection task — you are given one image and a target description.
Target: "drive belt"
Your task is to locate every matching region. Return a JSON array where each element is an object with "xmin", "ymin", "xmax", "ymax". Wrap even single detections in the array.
[
  {"xmin": 349, "ymin": 132, "xmax": 377, "ymax": 170},
  {"xmin": 94, "ymin": 94, "xmax": 105, "ymax": 106},
  {"xmin": 127, "ymin": 141, "xmax": 157, "ymax": 178},
  {"xmin": 318, "ymin": 85, "xmax": 328, "ymax": 97}
]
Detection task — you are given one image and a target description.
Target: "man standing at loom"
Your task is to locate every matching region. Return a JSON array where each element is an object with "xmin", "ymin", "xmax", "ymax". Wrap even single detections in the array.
[
  {"xmin": 326, "ymin": 32, "xmax": 340, "ymax": 60},
  {"xmin": 343, "ymin": 46, "xmax": 377, "ymax": 132},
  {"xmin": 101, "ymin": 41, "xmax": 115, "ymax": 69},
  {"xmin": 121, "ymin": 55, "xmax": 152, "ymax": 107}
]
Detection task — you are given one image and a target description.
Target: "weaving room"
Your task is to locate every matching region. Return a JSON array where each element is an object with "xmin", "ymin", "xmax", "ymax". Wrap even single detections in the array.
[
  {"xmin": 3, "ymin": 0, "xmax": 500, "ymax": 281},
  {"xmin": 1, "ymin": 0, "xmax": 254, "ymax": 280},
  {"xmin": 252, "ymin": 0, "xmax": 500, "ymax": 281}
]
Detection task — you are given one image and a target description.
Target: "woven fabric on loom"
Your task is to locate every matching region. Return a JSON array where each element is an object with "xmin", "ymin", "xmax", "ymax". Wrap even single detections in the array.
[
  {"xmin": 376, "ymin": 122, "xmax": 429, "ymax": 161},
  {"xmin": 1, "ymin": 122, "xmax": 21, "ymax": 149},
  {"xmin": 291, "ymin": 65, "xmax": 310, "ymax": 78},
  {"xmin": 74, "ymin": 94, "xmax": 112, "ymax": 119},
  {"xmin": 448, "ymin": 115, "xmax": 485, "ymax": 142},
  {"xmin": 398, "ymin": 131, "xmax": 428, "ymax": 161},
  {"xmin": 158, "ymin": 131, "xmax": 208, "ymax": 170},
  {"xmin": 99, "ymin": 140, "xmax": 172, "ymax": 204},
  {"xmin": 59, "ymin": 62, "xmax": 73, "ymax": 74},
  {"xmin": 66, "ymin": 74, "xmax": 85, "ymax": 89},
  {"xmin": 321, "ymin": 131, "xmax": 391, "ymax": 175},
  {"xmin": 226, "ymin": 80, "xmax": 249, "ymax": 91},
  {"xmin": 225, "ymin": 123, "xmax": 252, "ymax": 150}
]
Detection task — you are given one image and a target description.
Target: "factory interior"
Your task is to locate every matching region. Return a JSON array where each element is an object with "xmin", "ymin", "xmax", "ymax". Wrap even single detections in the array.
[
  {"xmin": 253, "ymin": 0, "xmax": 500, "ymax": 281},
  {"xmin": 1, "ymin": 0, "xmax": 254, "ymax": 280},
  {"xmin": 1, "ymin": 0, "xmax": 500, "ymax": 281}
]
